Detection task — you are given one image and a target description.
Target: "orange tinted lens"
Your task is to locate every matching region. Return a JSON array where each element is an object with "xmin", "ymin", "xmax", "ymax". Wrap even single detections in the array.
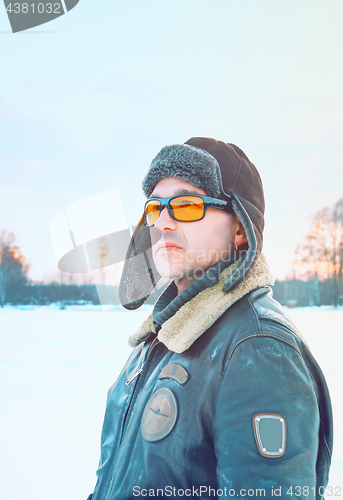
[
  {"xmin": 170, "ymin": 196, "xmax": 204, "ymax": 221},
  {"xmin": 145, "ymin": 200, "xmax": 161, "ymax": 226}
]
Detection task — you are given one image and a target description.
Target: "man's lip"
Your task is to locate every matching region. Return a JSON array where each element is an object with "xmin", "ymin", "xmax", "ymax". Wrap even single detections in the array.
[{"xmin": 156, "ymin": 242, "xmax": 182, "ymax": 252}]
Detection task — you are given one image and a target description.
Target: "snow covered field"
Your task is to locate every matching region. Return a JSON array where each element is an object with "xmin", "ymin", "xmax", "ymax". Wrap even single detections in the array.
[{"xmin": 0, "ymin": 305, "xmax": 342, "ymax": 499}]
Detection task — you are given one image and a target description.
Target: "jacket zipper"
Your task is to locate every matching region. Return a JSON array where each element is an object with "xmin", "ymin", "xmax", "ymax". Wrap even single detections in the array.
[
  {"xmin": 120, "ymin": 335, "xmax": 160, "ymax": 442},
  {"xmin": 125, "ymin": 336, "xmax": 159, "ymax": 385},
  {"xmin": 124, "ymin": 365, "xmax": 144, "ymax": 385}
]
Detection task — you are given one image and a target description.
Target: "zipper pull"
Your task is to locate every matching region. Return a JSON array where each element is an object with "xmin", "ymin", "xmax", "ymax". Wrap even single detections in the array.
[{"xmin": 125, "ymin": 363, "xmax": 145, "ymax": 385}]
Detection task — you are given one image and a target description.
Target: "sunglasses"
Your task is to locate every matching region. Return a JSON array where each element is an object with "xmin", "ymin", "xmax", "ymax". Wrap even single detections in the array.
[{"xmin": 144, "ymin": 194, "xmax": 233, "ymax": 227}]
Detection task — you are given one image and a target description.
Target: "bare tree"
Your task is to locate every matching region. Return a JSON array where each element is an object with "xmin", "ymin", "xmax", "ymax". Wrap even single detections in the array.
[
  {"xmin": 0, "ymin": 231, "xmax": 15, "ymax": 307},
  {"xmin": 0, "ymin": 230, "xmax": 29, "ymax": 307},
  {"xmin": 332, "ymin": 199, "xmax": 343, "ymax": 304},
  {"xmin": 294, "ymin": 198, "xmax": 343, "ymax": 306}
]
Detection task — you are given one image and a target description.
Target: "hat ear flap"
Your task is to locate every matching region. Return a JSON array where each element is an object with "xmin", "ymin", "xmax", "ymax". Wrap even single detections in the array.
[{"xmin": 119, "ymin": 216, "xmax": 162, "ymax": 310}]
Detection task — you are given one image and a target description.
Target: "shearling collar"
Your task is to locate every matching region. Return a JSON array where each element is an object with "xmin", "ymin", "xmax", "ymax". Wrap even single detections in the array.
[{"xmin": 128, "ymin": 253, "xmax": 274, "ymax": 354}]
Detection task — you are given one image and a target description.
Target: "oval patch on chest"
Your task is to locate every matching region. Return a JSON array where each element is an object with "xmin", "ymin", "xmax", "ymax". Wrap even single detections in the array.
[{"xmin": 141, "ymin": 388, "xmax": 178, "ymax": 442}]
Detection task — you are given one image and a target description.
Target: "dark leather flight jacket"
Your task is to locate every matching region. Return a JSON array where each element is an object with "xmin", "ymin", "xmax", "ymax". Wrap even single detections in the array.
[{"xmin": 89, "ymin": 287, "xmax": 333, "ymax": 500}]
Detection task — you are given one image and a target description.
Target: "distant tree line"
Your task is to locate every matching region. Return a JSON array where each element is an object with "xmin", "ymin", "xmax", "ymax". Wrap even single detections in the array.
[
  {"xmin": 272, "ymin": 277, "xmax": 343, "ymax": 307},
  {"xmin": 1, "ymin": 198, "xmax": 343, "ymax": 308}
]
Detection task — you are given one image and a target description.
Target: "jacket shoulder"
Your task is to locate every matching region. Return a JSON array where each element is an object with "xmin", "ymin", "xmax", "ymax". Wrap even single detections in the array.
[
  {"xmin": 247, "ymin": 286, "xmax": 305, "ymax": 342},
  {"xmin": 215, "ymin": 286, "xmax": 304, "ymax": 359}
]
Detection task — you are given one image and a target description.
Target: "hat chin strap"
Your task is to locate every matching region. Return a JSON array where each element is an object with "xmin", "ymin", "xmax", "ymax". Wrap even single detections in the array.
[{"xmin": 222, "ymin": 194, "xmax": 257, "ymax": 293}]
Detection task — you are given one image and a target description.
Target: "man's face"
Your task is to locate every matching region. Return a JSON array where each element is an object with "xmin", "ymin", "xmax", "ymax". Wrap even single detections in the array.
[{"xmin": 150, "ymin": 177, "xmax": 241, "ymax": 293}]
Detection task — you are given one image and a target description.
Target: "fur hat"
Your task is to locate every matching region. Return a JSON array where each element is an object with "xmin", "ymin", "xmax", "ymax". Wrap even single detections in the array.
[{"xmin": 142, "ymin": 144, "xmax": 222, "ymax": 199}]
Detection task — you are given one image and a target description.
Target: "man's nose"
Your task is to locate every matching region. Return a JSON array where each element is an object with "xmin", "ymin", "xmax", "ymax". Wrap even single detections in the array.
[{"xmin": 154, "ymin": 206, "xmax": 177, "ymax": 231}]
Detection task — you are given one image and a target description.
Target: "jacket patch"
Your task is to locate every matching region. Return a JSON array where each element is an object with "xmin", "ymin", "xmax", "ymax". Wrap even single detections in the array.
[
  {"xmin": 141, "ymin": 388, "xmax": 178, "ymax": 442},
  {"xmin": 252, "ymin": 413, "xmax": 286, "ymax": 458},
  {"xmin": 158, "ymin": 364, "xmax": 189, "ymax": 385}
]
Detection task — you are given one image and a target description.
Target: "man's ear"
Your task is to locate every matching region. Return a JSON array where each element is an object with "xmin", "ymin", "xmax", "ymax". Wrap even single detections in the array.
[{"xmin": 233, "ymin": 217, "xmax": 248, "ymax": 247}]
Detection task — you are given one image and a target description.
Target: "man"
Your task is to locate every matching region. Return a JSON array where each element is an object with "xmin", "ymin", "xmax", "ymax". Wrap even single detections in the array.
[{"xmin": 88, "ymin": 138, "xmax": 333, "ymax": 500}]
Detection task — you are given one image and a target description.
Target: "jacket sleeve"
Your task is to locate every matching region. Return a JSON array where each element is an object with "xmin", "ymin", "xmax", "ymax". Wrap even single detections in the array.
[{"xmin": 213, "ymin": 335, "xmax": 321, "ymax": 499}]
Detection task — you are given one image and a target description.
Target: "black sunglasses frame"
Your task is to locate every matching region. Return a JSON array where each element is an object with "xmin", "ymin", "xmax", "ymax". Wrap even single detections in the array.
[{"xmin": 144, "ymin": 194, "xmax": 234, "ymax": 227}]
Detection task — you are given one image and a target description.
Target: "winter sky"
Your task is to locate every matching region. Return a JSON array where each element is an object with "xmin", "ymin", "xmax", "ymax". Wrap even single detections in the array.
[{"xmin": 1, "ymin": 0, "xmax": 343, "ymax": 282}]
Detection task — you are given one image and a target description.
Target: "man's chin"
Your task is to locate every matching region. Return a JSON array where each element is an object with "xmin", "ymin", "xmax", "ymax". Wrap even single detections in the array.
[
  {"xmin": 154, "ymin": 262, "xmax": 202, "ymax": 283},
  {"xmin": 155, "ymin": 268, "xmax": 183, "ymax": 281},
  {"xmin": 154, "ymin": 260, "xmax": 183, "ymax": 280}
]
